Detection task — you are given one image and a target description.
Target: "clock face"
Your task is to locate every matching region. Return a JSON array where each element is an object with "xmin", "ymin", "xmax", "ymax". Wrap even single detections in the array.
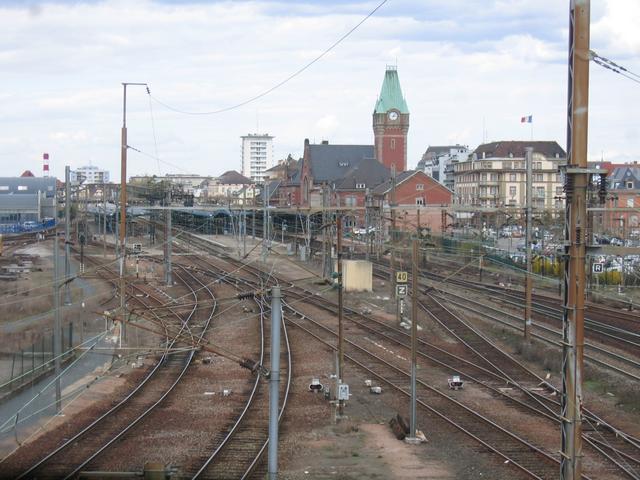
[{"xmin": 388, "ymin": 111, "xmax": 399, "ymax": 121}]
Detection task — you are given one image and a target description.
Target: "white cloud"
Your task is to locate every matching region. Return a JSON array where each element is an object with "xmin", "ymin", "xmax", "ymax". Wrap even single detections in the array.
[{"xmin": 0, "ymin": 0, "xmax": 638, "ymax": 179}]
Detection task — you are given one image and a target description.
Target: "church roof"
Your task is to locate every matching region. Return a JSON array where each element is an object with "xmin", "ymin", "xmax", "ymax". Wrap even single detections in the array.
[{"xmin": 374, "ymin": 66, "xmax": 409, "ymax": 114}]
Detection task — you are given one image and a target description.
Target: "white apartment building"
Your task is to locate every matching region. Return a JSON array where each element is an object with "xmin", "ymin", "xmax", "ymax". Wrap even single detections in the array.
[
  {"xmin": 241, "ymin": 134, "xmax": 274, "ymax": 183},
  {"xmin": 453, "ymin": 141, "xmax": 566, "ymax": 209},
  {"xmin": 71, "ymin": 165, "xmax": 110, "ymax": 184},
  {"xmin": 417, "ymin": 145, "xmax": 470, "ymax": 187}
]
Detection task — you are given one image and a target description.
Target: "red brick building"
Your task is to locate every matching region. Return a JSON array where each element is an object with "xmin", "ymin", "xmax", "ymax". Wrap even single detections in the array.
[
  {"xmin": 372, "ymin": 170, "xmax": 453, "ymax": 232},
  {"xmin": 276, "ymin": 66, "xmax": 411, "ymax": 208}
]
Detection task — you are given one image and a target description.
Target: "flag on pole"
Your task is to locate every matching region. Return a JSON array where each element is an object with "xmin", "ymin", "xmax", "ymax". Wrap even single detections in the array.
[{"xmin": 521, "ymin": 115, "xmax": 533, "ymax": 123}]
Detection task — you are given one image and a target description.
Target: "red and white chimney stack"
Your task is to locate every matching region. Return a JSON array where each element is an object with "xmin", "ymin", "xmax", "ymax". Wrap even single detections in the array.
[{"xmin": 43, "ymin": 153, "xmax": 50, "ymax": 177}]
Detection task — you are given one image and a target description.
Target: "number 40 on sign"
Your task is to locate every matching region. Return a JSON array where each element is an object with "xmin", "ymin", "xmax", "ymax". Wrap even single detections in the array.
[{"xmin": 396, "ymin": 271, "xmax": 408, "ymax": 283}]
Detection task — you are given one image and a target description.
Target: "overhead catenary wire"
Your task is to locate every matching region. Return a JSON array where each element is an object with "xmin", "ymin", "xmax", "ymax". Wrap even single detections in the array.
[
  {"xmin": 146, "ymin": 0, "xmax": 388, "ymax": 115},
  {"xmin": 146, "ymin": 87, "xmax": 162, "ymax": 175},
  {"xmin": 590, "ymin": 50, "xmax": 640, "ymax": 85}
]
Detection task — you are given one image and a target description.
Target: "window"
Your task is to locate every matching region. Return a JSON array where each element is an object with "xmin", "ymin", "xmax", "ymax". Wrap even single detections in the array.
[
  {"xmin": 534, "ymin": 173, "xmax": 544, "ymax": 182},
  {"xmin": 536, "ymin": 187, "xmax": 545, "ymax": 198},
  {"xmin": 627, "ymin": 198, "xmax": 634, "ymax": 208},
  {"xmin": 509, "ymin": 173, "xmax": 517, "ymax": 182},
  {"xmin": 416, "ymin": 184, "xmax": 424, "ymax": 191},
  {"xmin": 489, "ymin": 186, "xmax": 497, "ymax": 195},
  {"xmin": 490, "ymin": 173, "xmax": 498, "ymax": 181},
  {"xmin": 503, "ymin": 162, "xmax": 512, "ymax": 169},
  {"xmin": 556, "ymin": 186, "xmax": 563, "ymax": 196},
  {"xmin": 509, "ymin": 186, "xmax": 516, "ymax": 196},
  {"xmin": 355, "ymin": 183, "xmax": 366, "ymax": 189},
  {"xmin": 627, "ymin": 181, "xmax": 634, "ymax": 189},
  {"xmin": 482, "ymin": 162, "xmax": 492, "ymax": 169},
  {"xmin": 415, "ymin": 197, "xmax": 424, "ymax": 205},
  {"xmin": 18, "ymin": 186, "xmax": 28, "ymax": 191},
  {"xmin": 556, "ymin": 173, "xmax": 562, "ymax": 182},
  {"xmin": 390, "ymin": 138, "xmax": 396, "ymax": 150},
  {"xmin": 533, "ymin": 162, "xmax": 543, "ymax": 170},
  {"xmin": 339, "ymin": 162, "xmax": 349, "ymax": 167}
]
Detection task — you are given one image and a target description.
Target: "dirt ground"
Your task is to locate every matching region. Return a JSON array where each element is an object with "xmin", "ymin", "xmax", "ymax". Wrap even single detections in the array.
[{"xmin": 4, "ymin": 230, "xmax": 638, "ymax": 478}]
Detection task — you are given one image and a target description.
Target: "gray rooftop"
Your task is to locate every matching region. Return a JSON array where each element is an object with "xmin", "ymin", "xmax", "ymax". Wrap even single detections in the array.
[
  {"xmin": 0, "ymin": 177, "xmax": 57, "ymax": 196},
  {"xmin": 335, "ymin": 157, "xmax": 390, "ymax": 190},
  {"xmin": 308, "ymin": 144, "xmax": 375, "ymax": 183}
]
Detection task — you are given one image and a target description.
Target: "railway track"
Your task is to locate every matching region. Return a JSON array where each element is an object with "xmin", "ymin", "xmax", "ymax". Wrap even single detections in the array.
[
  {"xmin": 281, "ymin": 297, "xmax": 564, "ymax": 479},
  {"xmin": 144, "ymin": 222, "xmax": 640, "ymax": 478},
  {"xmin": 167, "ymin": 252, "xmax": 293, "ymax": 479},
  {"xmin": 5, "ymin": 264, "xmax": 217, "ymax": 479},
  {"xmin": 373, "ymin": 262, "xmax": 640, "ymax": 379}
]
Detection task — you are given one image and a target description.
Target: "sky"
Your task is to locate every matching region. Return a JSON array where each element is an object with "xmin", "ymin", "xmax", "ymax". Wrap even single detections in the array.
[{"xmin": 0, "ymin": 0, "xmax": 639, "ymax": 180}]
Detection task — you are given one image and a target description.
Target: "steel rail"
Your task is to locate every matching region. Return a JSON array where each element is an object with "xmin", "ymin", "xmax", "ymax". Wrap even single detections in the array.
[
  {"xmin": 184, "ymin": 255, "xmax": 292, "ymax": 480},
  {"xmin": 282, "ymin": 299, "xmax": 568, "ymax": 480},
  {"xmin": 13, "ymin": 264, "xmax": 216, "ymax": 479},
  {"xmin": 162, "ymin": 225, "xmax": 640, "ymax": 477}
]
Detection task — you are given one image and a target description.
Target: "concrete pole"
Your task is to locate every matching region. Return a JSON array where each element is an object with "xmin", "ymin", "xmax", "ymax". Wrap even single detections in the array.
[
  {"xmin": 409, "ymin": 238, "xmax": 418, "ymax": 439},
  {"xmin": 165, "ymin": 193, "xmax": 172, "ymax": 286},
  {"xmin": 390, "ymin": 167, "xmax": 397, "ymax": 299},
  {"xmin": 561, "ymin": 1, "xmax": 590, "ymax": 478},
  {"xmin": 120, "ymin": 85, "xmax": 128, "ymax": 345},
  {"xmin": 321, "ymin": 185, "xmax": 328, "ymax": 279},
  {"xmin": 64, "ymin": 166, "xmax": 72, "ymax": 305},
  {"xmin": 103, "ymin": 183, "xmax": 107, "ymax": 259},
  {"xmin": 262, "ymin": 183, "xmax": 269, "ymax": 261},
  {"xmin": 268, "ymin": 286, "xmax": 282, "ymax": 480},
  {"xmin": 306, "ymin": 213, "xmax": 311, "ymax": 259},
  {"xmin": 337, "ymin": 216, "xmax": 345, "ymax": 416},
  {"xmin": 53, "ymin": 231, "xmax": 62, "ymax": 414},
  {"xmin": 524, "ymin": 147, "xmax": 533, "ymax": 339}
]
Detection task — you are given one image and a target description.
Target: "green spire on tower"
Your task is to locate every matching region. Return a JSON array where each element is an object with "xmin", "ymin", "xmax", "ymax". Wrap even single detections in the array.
[{"xmin": 374, "ymin": 66, "xmax": 409, "ymax": 114}]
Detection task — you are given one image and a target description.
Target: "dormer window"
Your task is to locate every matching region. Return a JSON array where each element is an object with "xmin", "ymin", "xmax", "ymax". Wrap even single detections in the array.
[
  {"xmin": 338, "ymin": 162, "xmax": 349, "ymax": 167},
  {"xmin": 356, "ymin": 183, "xmax": 366, "ymax": 189}
]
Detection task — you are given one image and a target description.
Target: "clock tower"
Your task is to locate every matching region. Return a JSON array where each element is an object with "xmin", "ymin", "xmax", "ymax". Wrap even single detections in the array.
[{"xmin": 373, "ymin": 66, "xmax": 409, "ymax": 172}]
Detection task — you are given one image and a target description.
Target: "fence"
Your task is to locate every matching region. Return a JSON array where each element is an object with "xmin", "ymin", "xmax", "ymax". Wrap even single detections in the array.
[{"xmin": 0, "ymin": 322, "xmax": 77, "ymax": 398}]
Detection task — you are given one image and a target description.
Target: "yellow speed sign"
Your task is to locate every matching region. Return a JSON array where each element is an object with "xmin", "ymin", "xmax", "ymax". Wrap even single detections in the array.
[{"xmin": 396, "ymin": 271, "xmax": 408, "ymax": 283}]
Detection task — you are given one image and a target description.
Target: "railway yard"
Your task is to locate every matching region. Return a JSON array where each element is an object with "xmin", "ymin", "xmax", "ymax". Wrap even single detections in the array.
[{"xmin": 0, "ymin": 214, "xmax": 638, "ymax": 480}]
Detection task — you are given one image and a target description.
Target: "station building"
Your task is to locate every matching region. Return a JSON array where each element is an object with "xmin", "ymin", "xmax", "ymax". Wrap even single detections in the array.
[{"xmin": 0, "ymin": 176, "xmax": 57, "ymax": 231}]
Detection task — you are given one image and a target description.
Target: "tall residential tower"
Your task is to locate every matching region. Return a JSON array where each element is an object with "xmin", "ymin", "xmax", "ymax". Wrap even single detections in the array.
[{"xmin": 241, "ymin": 133, "xmax": 274, "ymax": 183}]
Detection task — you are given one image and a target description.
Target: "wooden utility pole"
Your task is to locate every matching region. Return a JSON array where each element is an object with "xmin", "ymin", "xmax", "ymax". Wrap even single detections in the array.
[
  {"xmin": 524, "ymin": 147, "xmax": 533, "ymax": 339},
  {"xmin": 119, "ymin": 82, "xmax": 147, "ymax": 345},
  {"xmin": 561, "ymin": 1, "xmax": 590, "ymax": 478}
]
